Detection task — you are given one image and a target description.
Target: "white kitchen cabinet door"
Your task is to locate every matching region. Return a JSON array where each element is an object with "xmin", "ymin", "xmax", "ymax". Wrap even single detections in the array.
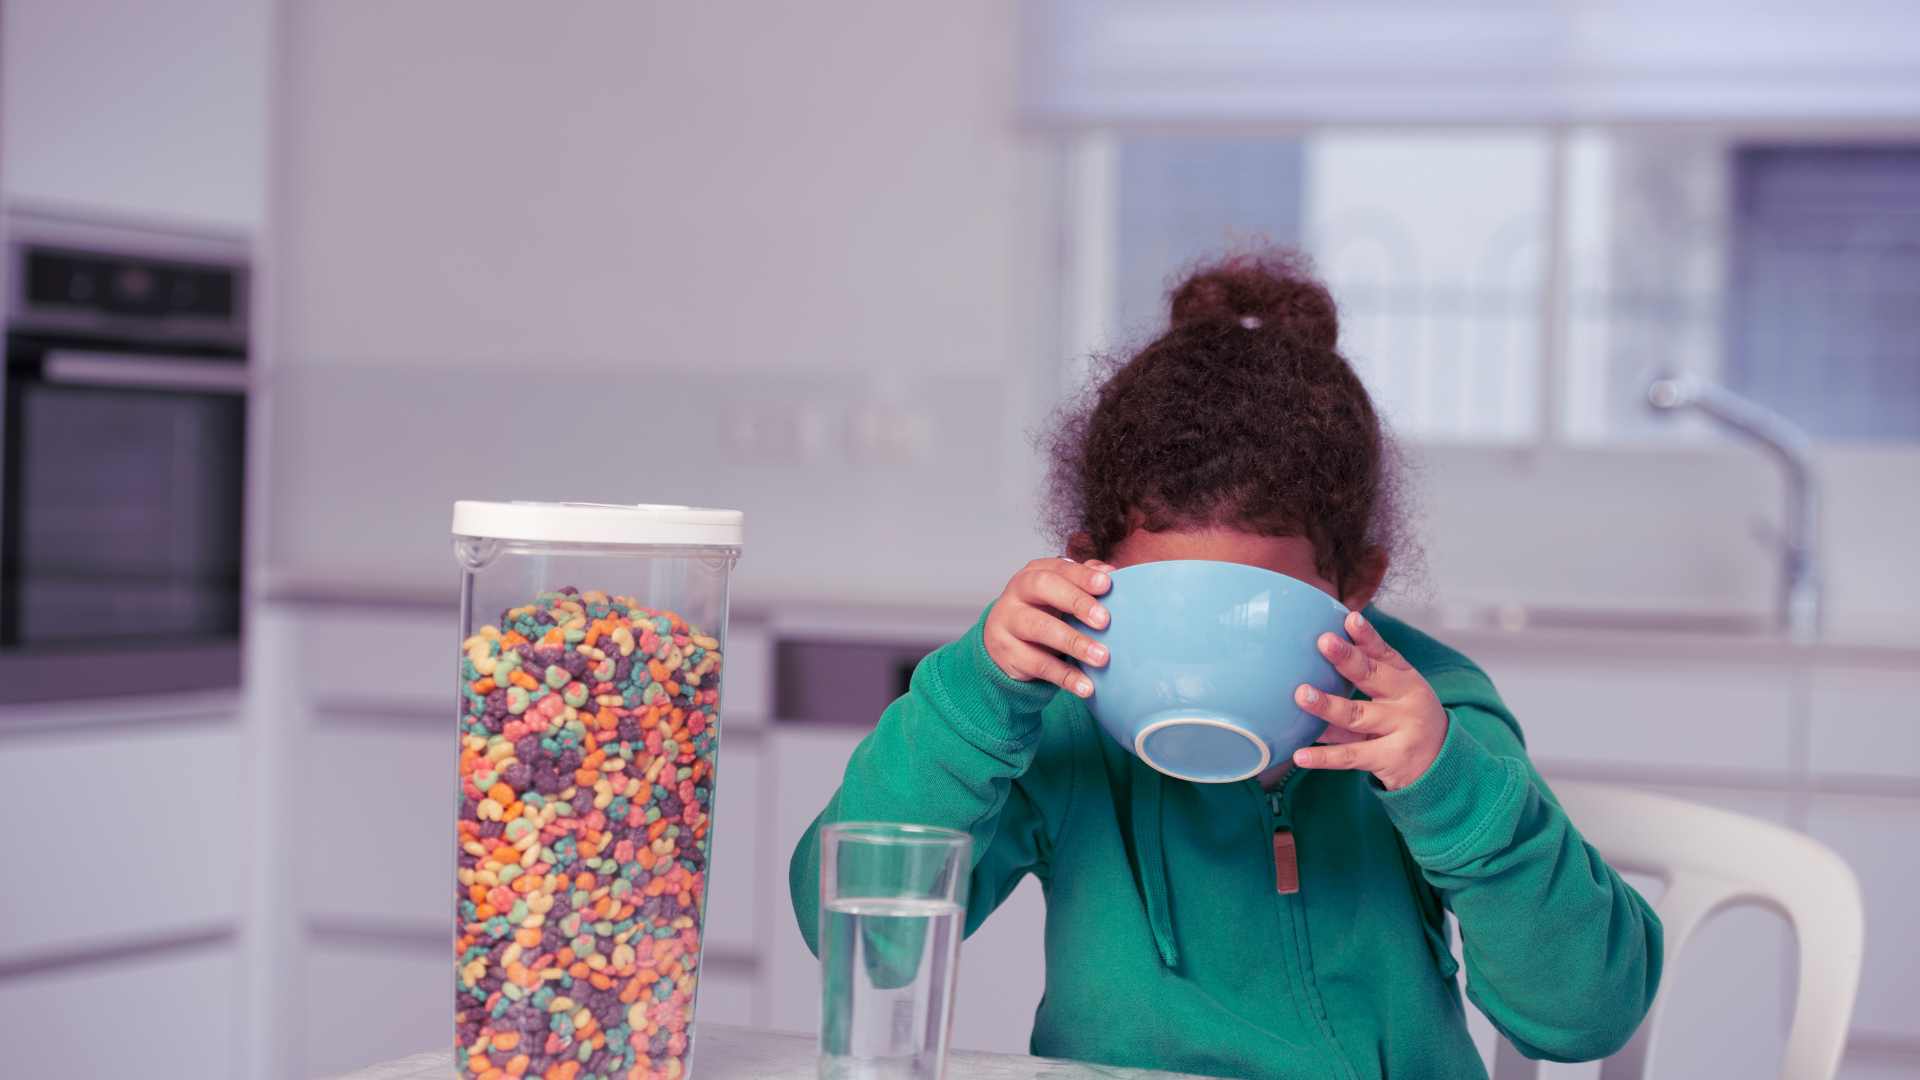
[
  {"xmin": 763, "ymin": 728, "xmax": 869, "ymax": 1035},
  {"xmin": 1, "ymin": 0, "xmax": 271, "ymax": 231},
  {"xmin": 303, "ymin": 938, "xmax": 445, "ymax": 1078},
  {"xmin": 948, "ymin": 877, "xmax": 1047, "ymax": 1055},
  {"xmin": 299, "ymin": 723, "xmax": 446, "ymax": 931},
  {"xmin": 1805, "ymin": 794, "xmax": 1920, "ymax": 1042},
  {"xmin": 1477, "ymin": 653, "xmax": 1795, "ymax": 773},
  {"xmin": 292, "ymin": 608, "xmax": 451, "ymax": 715},
  {"xmin": 0, "ymin": 721, "xmax": 245, "ymax": 961},
  {"xmin": 1808, "ymin": 665, "xmax": 1920, "ymax": 781},
  {"xmin": 720, "ymin": 622, "xmax": 775, "ymax": 729},
  {"xmin": 704, "ymin": 736, "xmax": 766, "ymax": 956},
  {"xmin": 0, "ymin": 942, "xmax": 243, "ymax": 1080},
  {"xmin": 692, "ymin": 964, "xmax": 760, "ymax": 1029}
]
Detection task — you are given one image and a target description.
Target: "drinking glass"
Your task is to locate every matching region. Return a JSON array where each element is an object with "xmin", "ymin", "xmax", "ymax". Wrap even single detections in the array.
[{"xmin": 818, "ymin": 822, "xmax": 972, "ymax": 1080}]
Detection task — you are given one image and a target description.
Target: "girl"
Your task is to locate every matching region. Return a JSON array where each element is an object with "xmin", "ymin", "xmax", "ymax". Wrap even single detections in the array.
[{"xmin": 788, "ymin": 251, "xmax": 1662, "ymax": 1079}]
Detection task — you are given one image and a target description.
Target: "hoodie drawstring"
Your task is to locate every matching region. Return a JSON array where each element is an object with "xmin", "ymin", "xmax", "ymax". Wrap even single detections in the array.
[{"xmin": 1129, "ymin": 763, "xmax": 1180, "ymax": 968}]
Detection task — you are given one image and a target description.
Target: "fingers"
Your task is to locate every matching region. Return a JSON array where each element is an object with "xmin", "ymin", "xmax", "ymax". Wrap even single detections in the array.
[
  {"xmin": 1317, "ymin": 613, "xmax": 1412, "ymax": 697},
  {"xmin": 997, "ymin": 636, "xmax": 1094, "ymax": 698},
  {"xmin": 1294, "ymin": 683, "xmax": 1386, "ymax": 735},
  {"xmin": 1012, "ymin": 605, "xmax": 1108, "ymax": 668},
  {"xmin": 1292, "ymin": 738, "xmax": 1388, "ymax": 772},
  {"xmin": 1343, "ymin": 610, "xmax": 1410, "ymax": 671},
  {"xmin": 1017, "ymin": 561, "xmax": 1110, "ymax": 629}
]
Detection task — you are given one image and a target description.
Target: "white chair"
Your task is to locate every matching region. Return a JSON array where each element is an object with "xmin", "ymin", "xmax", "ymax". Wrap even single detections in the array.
[{"xmin": 1490, "ymin": 781, "xmax": 1865, "ymax": 1080}]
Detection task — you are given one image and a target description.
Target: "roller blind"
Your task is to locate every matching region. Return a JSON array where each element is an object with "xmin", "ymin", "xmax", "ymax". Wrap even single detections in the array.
[{"xmin": 1021, "ymin": 0, "xmax": 1920, "ymax": 125}]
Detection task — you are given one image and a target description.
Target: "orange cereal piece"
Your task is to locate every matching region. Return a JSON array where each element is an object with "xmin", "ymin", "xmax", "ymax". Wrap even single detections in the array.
[
  {"xmin": 472, "ymin": 677, "xmax": 496, "ymax": 695},
  {"xmin": 492, "ymin": 1032, "xmax": 520, "ymax": 1052},
  {"xmin": 506, "ymin": 1055, "xmax": 531, "ymax": 1077}
]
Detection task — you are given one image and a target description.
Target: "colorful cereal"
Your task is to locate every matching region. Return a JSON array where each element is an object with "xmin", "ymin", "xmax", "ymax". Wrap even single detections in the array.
[{"xmin": 456, "ymin": 587, "xmax": 720, "ymax": 1080}]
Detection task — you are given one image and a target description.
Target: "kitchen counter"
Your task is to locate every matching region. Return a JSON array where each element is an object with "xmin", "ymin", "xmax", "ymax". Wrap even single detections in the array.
[{"xmin": 329, "ymin": 1027, "xmax": 1205, "ymax": 1080}]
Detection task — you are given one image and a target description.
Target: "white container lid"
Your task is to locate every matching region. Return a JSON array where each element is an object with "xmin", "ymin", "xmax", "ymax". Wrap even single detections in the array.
[{"xmin": 452, "ymin": 501, "xmax": 743, "ymax": 548}]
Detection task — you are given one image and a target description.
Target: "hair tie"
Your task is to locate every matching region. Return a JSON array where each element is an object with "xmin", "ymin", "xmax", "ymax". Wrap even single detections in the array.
[{"xmin": 1239, "ymin": 315, "xmax": 1262, "ymax": 330}]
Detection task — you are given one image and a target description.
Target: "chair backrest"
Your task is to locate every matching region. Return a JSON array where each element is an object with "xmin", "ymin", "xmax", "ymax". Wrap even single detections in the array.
[{"xmin": 1489, "ymin": 781, "xmax": 1865, "ymax": 1080}]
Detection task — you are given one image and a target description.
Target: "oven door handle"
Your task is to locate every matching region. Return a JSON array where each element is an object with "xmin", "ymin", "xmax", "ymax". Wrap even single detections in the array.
[{"xmin": 41, "ymin": 351, "xmax": 250, "ymax": 394}]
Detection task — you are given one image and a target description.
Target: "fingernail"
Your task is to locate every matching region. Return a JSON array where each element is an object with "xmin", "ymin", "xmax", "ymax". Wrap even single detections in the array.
[
  {"xmin": 1088, "ymin": 643, "xmax": 1108, "ymax": 664},
  {"xmin": 1350, "ymin": 611, "xmax": 1369, "ymax": 632},
  {"xmin": 1090, "ymin": 605, "xmax": 1108, "ymax": 627},
  {"xmin": 1321, "ymin": 634, "xmax": 1345, "ymax": 656},
  {"xmin": 1297, "ymin": 685, "xmax": 1319, "ymax": 705},
  {"xmin": 1075, "ymin": 678, "xmax": 1094, "ymax": 697},
  {"xmin": 1091, "ymin": 572, "xmax": 1109, "ymax": 590},
  {"xmin": 1293, "ymin": 749, "xmax": 1313, "ymax": 767}
]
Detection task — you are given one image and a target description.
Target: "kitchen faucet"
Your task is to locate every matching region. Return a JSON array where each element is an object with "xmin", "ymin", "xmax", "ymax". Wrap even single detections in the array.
[{"xmin": 1647, "ymin": 375, "xmax": 1822, "ymax": 641}]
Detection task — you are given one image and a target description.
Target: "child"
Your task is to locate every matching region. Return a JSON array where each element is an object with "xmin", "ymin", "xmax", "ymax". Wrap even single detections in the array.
[{"xmin": 788, "ymin": 251, "xmax": 1662, "ymax": 1079}]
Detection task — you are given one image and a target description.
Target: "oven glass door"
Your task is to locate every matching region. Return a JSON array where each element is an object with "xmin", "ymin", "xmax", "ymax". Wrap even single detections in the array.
[{"xmin": 2, "ymin": 350, "xmax": 245, "ymax": 648}]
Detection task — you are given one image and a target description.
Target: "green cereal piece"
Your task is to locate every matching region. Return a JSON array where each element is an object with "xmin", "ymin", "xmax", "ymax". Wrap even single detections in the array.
[
  {"xmin": 497, "ymin": 863, "xmax": 522, "ymax": 884},
  {"xmin": 506, "ymin": 686, "xmax": 530, "ymax": 715},
  {"xmin": 564, "ymin": 628, "xmax": 587, "ymax": 643},
  {"xmin": 563, "ymin": 682, "xmax": 589, "ymax": 708},
  {"xmin": 545, "ymin": 665, "xmax": 569, "ymax": 689}
]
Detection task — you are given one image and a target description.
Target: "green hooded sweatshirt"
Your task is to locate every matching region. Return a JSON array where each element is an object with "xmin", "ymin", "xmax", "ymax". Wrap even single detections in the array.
[{"xmin": 788, "ymin": 608, "xmax": 1663, "ymax": 1079}]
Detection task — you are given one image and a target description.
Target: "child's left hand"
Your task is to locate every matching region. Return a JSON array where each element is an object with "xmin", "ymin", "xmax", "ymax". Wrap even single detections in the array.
[{"xmin": 1290, "ymin": 610, "xmax": 1448, "ymax": 791}]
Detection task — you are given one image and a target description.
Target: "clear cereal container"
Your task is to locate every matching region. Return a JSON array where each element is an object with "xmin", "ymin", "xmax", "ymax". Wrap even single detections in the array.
[{"xmin": 452, "ymin": 501, "xmax": 743, "ymax": 1080}]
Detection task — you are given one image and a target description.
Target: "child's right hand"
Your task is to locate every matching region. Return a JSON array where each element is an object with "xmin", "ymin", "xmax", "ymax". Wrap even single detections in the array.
[{"xmin": 983, "ymin": 557, "xmax": 1114, "ymax": 698}]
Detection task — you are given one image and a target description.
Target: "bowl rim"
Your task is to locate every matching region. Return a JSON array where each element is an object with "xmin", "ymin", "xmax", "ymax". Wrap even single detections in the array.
[{"xmin": 1102, "ymin": 558, "xmax": 1351, "ymax": 617}]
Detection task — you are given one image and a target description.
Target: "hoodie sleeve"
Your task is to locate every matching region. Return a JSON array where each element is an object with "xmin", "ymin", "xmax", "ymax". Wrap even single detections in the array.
[
  {"xmin": 787, "ymin": 609, "xmax": 1075, "ymax": 955},
  {"xmin": 1374, "ymin": 670, "xmax": 1665, "ymax": 1063}
]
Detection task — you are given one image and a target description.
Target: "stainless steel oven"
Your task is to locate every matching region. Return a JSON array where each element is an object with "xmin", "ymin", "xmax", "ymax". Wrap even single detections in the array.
[{"xmin": 1, "ymin": 211, "xmax": 250, "ymax": 703}]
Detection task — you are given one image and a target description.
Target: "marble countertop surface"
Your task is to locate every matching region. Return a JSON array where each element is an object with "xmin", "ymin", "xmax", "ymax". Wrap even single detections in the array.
[{"xmin": 328, "ymin": 1026, "xmax": 1206, "ymax": 1080}]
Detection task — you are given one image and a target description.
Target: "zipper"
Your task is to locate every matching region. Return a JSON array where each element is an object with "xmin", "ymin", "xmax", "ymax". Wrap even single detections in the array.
[{"xmin": 1260, "ymin": 772, "xmax": 1359, "ymax": 1080}]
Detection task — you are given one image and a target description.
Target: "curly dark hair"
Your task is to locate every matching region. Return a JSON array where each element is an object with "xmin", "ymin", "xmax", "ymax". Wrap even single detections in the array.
[{"xmin": 1044, "ymin": 248, "xmax": 1410, "ymax": 592}]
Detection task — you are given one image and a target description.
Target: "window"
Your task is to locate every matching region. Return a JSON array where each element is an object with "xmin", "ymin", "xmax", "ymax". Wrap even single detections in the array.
[{"xmin": 1065, "ymin": 130, "xmax": 1920, "ymax": 446}]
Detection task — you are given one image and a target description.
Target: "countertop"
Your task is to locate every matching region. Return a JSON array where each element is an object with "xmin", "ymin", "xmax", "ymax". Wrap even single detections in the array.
[
  {"xmin": 328, "ymin": 1026, "xmax": 1205, "ymax": 1080},
  {"xmin": 264, "ymin": 570, "xmax": 1920, "ymax": 667}
]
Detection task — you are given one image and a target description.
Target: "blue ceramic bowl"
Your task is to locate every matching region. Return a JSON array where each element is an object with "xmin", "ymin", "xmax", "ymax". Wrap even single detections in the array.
[{"xmin": 1079, "ymin": 560, "xmax": 1353, "ymax": 783}]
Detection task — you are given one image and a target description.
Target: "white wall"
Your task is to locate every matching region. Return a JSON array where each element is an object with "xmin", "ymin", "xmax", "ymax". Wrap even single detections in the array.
[
  {"xmin": 268, "ymin": 0, "xmax": 1060, "ymax": 609},
  {"xmin": 1, "ymin": 0, "xmax": 271, "ymax": 230}
]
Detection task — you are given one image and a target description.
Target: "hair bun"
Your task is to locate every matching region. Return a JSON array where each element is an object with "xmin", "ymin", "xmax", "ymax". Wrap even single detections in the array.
[{"xmin": 1167, "ymin": 250, "xmax": 1339, "ymax": 350}]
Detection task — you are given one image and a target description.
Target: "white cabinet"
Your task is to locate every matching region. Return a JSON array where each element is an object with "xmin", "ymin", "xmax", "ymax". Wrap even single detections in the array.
[
  {"xmin": 1805, "ymin": 794, "xmax": 1920, "ymax": 1041},
  {"xmin": 1480, "ymin": 651, "xmax": 1795, "ymax": 773},
  {"xmin": 705, "ymin": 737, "xmax": 767, "ymax": 956},
  {"xmin": 303, "ymin": 939, "xmax": 446, "ymax": 1079},
  {"xmin": 764, "ymin": 727, "xmax": 867, "ymax": 1035},
  {"xmin": 0, "ymin": 0, "xmax": 272, "ymax": 231},
  {"xmin": 1808, "ymin": 665, "xmax": 1920, "ymax": 780},
  {"xmin": 0, "ymin": 942, "xmax": 243, "ymax": 1080},
  {"xmin": 0, "ymin": 720, "xmax": 245, "ymax": 961},
  {"xmin": 300, "ymin": 724, "xmax": 446, "ymax": 930}
]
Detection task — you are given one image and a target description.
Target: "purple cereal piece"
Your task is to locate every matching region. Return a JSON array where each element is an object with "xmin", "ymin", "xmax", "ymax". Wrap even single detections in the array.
[{"xmin": 502, "ymin": 762, "xmax": 532, "ymax": 789}]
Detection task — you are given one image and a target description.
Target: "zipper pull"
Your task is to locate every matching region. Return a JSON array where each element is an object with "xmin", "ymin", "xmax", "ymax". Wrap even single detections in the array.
[
  {"xmin": 1267, "ymin": 788, "xmax": 1300, "ymax": 894},
  {"xmin": 1273, "ymin": 828, "xmax": 1300, "ymax": 895}
]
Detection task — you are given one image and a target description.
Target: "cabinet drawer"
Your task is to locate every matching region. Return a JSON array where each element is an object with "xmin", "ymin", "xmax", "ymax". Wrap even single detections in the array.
[
  {"xmin": 294, "ymin": 609, "xmax": 451, "ymax": 712},
  {"xmin": 299, "ymin": 726, "xmax": 446, "ymax": 928},
  {"xmin": 693, "ymin": 965, "xmax": 759, "ymax": 1028},
  {"xmin": 1805, "ymin": 794, "xmax": 1920, "ymax": 1040},
  {"xmin": 721, "ymin": 622, "xmax": 774, "ymax": 728},
  {"xmin": 1808, "ymin": 666, "xmax": 1920, "ymax": 780},
  {"xmin": 304, "ymin": 938, "xmax": 446, "ymax": 1078},
  {"xmin": 0, "ymin": 942, "xmax": 242, "ymax": 1080},
  {"xmin": 1484, "ymin": 655, "xmax": 1794, "ymax": 772},
  {"xmin": 705, "ymin": 739, "xmax": 766, "ymax": 954},
  {"xmin": 0, "ymin": 724, "xmax": 244, "ymax": 960}
]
